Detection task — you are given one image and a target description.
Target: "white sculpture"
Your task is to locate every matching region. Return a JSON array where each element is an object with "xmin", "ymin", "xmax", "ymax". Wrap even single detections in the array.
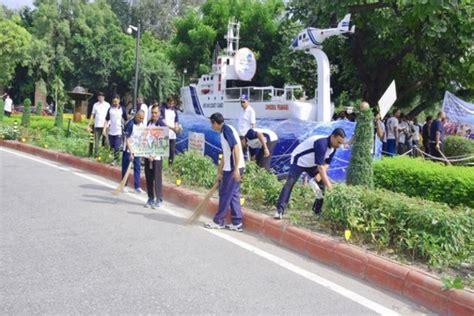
[{"xmin": 290, "ymin": 14, "xmax": 355, "ymax": 122}]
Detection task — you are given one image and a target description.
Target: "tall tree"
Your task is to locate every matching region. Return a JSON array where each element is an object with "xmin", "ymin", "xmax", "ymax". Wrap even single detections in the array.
[
  {"xmin": 288, "ymin": 0, "xmax": 474, "ymax": 115},
  {"xmin": 0, "ymin": 14, "xmax": 31, "ymax": 90}
]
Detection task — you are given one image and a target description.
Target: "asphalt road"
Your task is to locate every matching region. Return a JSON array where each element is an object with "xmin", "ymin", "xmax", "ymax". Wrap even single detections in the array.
[{"xmin": 0, "ymin": 148, "xmax": 430, "ymax": 315}]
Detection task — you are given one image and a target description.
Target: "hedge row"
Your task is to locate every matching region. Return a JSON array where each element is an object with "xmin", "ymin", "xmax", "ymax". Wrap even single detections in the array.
[
  {"xmin": 373, "ymin": 156, "xmax": 474, "ymax": 207},
  {"xmin": 324, "ymin": 184, "xmax": 473, "ymax": 268}
]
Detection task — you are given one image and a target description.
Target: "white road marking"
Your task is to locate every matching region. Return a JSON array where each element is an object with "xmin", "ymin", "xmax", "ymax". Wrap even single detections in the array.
[{"xmin": 1, "ymin": 147, "xmax": 400, "ymax": 315}]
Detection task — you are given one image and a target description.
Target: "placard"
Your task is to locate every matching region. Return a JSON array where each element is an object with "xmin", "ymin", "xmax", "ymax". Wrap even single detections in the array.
[
  {"xmin": 188, "ymin": 131, "xmax": 205, "ymax": 155},
  {"xmin": 129, "ymin": 126, "xmax": 169, "ymax": 157}
]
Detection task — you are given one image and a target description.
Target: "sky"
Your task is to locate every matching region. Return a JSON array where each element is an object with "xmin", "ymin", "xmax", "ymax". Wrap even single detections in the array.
[{"xmin": 1, "ymin": 0, "xmax": 34, "ymax": 10}]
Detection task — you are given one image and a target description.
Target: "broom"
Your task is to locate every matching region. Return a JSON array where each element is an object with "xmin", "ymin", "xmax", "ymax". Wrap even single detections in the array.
[
  {"xmin": 186, "ymin": 180, "xmax": 219, "ymax": 225},
  {"xmin": 112, "ymin": 161, "xmax": 133, "ymax": 195}
]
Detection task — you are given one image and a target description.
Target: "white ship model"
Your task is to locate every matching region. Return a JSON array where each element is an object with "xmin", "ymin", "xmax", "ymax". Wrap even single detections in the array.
[{"xmin": 181, "ymin": 18, "xmax": 325, "ymax": 121}]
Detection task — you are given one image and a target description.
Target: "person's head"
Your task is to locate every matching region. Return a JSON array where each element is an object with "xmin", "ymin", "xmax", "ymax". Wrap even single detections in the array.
[
  {"xmin": 437, "ymin": 111, "xmax": 446, "ymax": 120},
  {"xmin": 97, "ymin": 92, "xmax": 105, "ymax": 102},
  {"xmin": 426, "ymin": 115, "xmax": 433, "ymax": 123},
  {"xmin": 374, "ymin": 111, "xmax": 381, "ymax": 120},
  {"xmin": 240, "ymin": 136, "xmax": 247, "ymax": 147},
  {"xmin": 393, "ymin": 108, "xmax": 401, "ymax": 118},
  {"xmin": 240, "ymin": 94, "xmax": 249, "ymax": 109},
  {"xmin": 413, "ymin": 117, "xmax": 418, "ymax": 124},
  {"xmin": 210, "ymin": 112, "xmax": 225, "ymax": 131},
  {"xmin": 150, "ymin": 104, "xmax": 160, "ymax": 122},
  {"xmin": 166, "ymin": 96, "xmax": 175, "ymax": 108},
  {"xmin": 137, "ymin": 97, "xmax": 143, "ymax": 105},
  {"xmin": 112, "ymin": 94, "xmax": 120, "ymax": 107},
  {"xmin": 135, "ymin": 110, "xmax": 145, "ymax": 124},
  {"xmin": 330, "ymin": 128, "xmax": 346, "ymax": 149},
  {"xmin": 399, "ymin": 113, "xmax": 406, "ymax": 121}
]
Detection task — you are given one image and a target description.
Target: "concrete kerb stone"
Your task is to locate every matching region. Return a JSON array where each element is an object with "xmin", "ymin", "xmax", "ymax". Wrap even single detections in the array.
[{"xmin": 2, "ymin": 139, "xmax": 473, "ymax": 315}]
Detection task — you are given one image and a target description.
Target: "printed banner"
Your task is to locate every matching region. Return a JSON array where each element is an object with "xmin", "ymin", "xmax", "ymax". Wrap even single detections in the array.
[
  {"xmin": 129, "ymin": 126, "xmax": 170, "ymax": 157},
  {"xmin": 188, "ymin": 131, "xmax": 205, "ymax": 155},
  {"xmin": 442, "ymin": 91, "xmax": 474, "ymax": 138}
]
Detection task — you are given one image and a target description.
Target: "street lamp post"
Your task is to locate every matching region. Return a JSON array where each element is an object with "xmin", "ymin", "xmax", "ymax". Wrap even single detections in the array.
[
  {"xmin": 182, "ymin": 68, "xmax": 187, "ymax": 87},
  {"xmin": 127, "ymin": 22, "xmax": 141, "ymax": 112}
]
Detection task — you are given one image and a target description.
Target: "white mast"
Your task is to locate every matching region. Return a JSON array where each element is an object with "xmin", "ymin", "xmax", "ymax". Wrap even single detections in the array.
[{"xmin": 224, "ymin": 17, "xmax": 240, "ymax": 56}]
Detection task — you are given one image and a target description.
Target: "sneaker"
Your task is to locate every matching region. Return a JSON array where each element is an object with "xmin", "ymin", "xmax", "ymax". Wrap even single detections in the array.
[
  {"xmin": 154, "ymin": 199, "xmax": 163, "ymax": 208},
  {"xmin": 144, "ymin": 198, "xmax": 154, "ymax": 208},
  {"xmin": 204, "ymin": 221, "xmax": 224, "ymax": 229},
  {"xmin": 273, "ymin": 210, "xmax": 283, "ymax": 220},
  {"xmin": 134, "ymin": 188, "xmax": 144, "ymax": 194},
  {"xmin": 225, "ymin": 223, "xmax": 243, "ymax": 232}
]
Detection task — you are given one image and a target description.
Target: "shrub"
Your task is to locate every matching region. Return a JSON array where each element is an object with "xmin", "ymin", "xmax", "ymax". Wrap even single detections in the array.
[
  {"xmin": 373, "ymin": 157, "xmax": 474, "ymax": 207},
  {"xmin": 324, "ymin": 184, "xmax": 473, "ymax": 268},
  {"xmin": 36, "ymin": 101, "xmax": 43, "ymax": 116},
  {"xmin": 0, "ymin": 99, "xmax": 4, "ymax": 122},
  {"xmin": 346, "ymin": 105, "xmax": 374, "ymax": 188},
  {"xmin": 0, "ymin": 123, "xmax": 19, "ymax": 140},
  {"xmin": 241, "ymin": 161, "xmax": 283, "ymax": 208},
  {"xmin": 444, "ymin": 136, "xmax": 474, "ymax": 164},
  {"xmin": 173, "ymin": 150, "xmax": 216, "ymax": 189},
  {"xmin": 21, "ymin": 98, "xmax": 32, "ymax": 127}
]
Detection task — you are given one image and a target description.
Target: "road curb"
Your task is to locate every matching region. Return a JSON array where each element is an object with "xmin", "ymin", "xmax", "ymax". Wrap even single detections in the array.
[{"xmin": 2, "ymin": 140, "xmax": 473, "ymax": 316}]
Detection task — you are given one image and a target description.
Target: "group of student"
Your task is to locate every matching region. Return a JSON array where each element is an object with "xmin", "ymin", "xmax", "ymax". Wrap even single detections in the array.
[
  {"xmin": 379, "ymin": 108, "xmax": 447, "ymax": 159},
  {"xmin": 87, "ymin": 93, "xmax": 180, "ymax": 209},
  {"xmin": 89, "ymin": 92, "xmax": 348, "ymax": 232}
]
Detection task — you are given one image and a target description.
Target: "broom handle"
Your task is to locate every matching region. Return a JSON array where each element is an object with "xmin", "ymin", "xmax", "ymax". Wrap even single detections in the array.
[{"xmin": 187, "ymin": 180, "xmax": 219, "ymax": 225}]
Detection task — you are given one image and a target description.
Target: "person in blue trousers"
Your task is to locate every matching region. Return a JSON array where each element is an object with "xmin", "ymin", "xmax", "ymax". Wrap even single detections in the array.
[
  {"xmin": 274, "ymin": 128, "xmax": 346, "ymax": 219},
  {"xmin": 204, "ymin": 112, "xmax": 246, "ymax": 232},
  {"xmin": 122, "ymin": 110, "xmax": 145, "ymax": 193}
]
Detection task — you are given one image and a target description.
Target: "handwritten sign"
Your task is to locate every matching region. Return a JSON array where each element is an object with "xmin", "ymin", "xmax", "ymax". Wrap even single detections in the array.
[
  {"xmin": 188, "ymin": 131, "xmax": 205, "ymax": 155},
  {"xmin": 129, "ymin": 126, "xmax": 169, "ymax": 157}
]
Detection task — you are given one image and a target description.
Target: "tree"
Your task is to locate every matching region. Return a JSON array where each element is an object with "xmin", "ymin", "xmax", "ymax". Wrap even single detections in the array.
[
  {"xmin": 0, "ymin": 15, "xmax": 31, "ymax": 89},
  {"xmin": 346, "ymin": 102, "xmax": 374, "ymax": 188},
  {"xmin": 287, "ymin": 0, "xmax": 474, "ymax": 115},
  {"xmin": 22, "ymin": 98, "xmax": 32, "ymax": 127},
  {"xmin": 139, "ymin": 32, "xmax": 180, "ymax": 102}
]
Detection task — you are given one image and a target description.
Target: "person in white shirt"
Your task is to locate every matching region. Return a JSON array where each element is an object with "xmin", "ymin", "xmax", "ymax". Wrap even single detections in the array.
[
  {"xmin": 87, "ymin": 92, "xmax": 110, "ymax": 157},
  {"xmin": 161, "ymin": 97, "xmax": 181, "ymax": 166},
  {"xmin": 398, "ymin": 114, "xmax": 409, "ymax": 155},
  {"xmin": 385, "ymin": 109, "xmax": 400, "ymax": 156},
  {"xmin": 237, "ymin": 94, "xmax": 256, "ymax": 136},
  {"xmin": 3, "ymin": 93, "xmax": 13, "ymax": 117},
  {"xmin": 411, "ymin": 117, "xmax": 422, "ymax": 157},
  {"xmin": 104, "ymin": 95, "xmax": 127, "ymax": 166},
  {"xmin": 204, "ymin": 112, "xmax": 245, "ymax": 232}
]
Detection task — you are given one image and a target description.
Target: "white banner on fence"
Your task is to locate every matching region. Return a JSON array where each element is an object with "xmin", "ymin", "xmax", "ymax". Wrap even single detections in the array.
[{"xmin": 188, "ymin": 131, "xmax": 205, "ymax": 155}]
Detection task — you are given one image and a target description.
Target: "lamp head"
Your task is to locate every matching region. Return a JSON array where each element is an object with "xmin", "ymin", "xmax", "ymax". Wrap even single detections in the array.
[{"xmin": 127, "ymin": 27, "xmax": 133, "ymax": 35}]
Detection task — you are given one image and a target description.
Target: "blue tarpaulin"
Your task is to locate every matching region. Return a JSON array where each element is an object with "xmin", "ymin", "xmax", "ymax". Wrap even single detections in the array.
[{"xmin": 175, "ymin": 113, "xmax": 357, "ymax": 182}]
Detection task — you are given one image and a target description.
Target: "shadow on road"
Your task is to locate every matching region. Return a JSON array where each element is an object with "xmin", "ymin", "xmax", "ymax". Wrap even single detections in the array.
[
  {"xmin": 128, "ymin": 211, "xmax": 186, "ymax": 226},
  {"xmin": 80, "ymin": 194, "xmax": 144, "ymax": 207},
  {"xmin": 79, "ymin": 183, "xmax": 114, "ymax": 192}
]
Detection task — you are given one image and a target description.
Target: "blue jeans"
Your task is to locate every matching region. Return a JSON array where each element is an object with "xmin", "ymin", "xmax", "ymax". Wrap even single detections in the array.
[
  {"xmin": 122, "ymin": 151, "xmax": 141, "ymax": 189},
  {"xmin": 276, "ymin": 164, "xmax": 319, "ymax": 214}
]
